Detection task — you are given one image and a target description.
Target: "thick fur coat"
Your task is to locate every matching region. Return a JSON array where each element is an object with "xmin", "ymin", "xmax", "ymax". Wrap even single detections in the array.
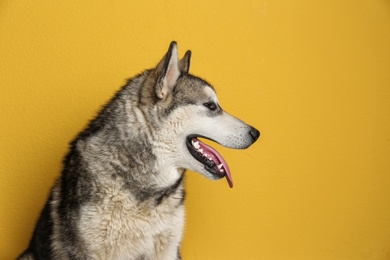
[{"xmin": 19, "ymin": 42, "xmax": 259, "ymax": 260}]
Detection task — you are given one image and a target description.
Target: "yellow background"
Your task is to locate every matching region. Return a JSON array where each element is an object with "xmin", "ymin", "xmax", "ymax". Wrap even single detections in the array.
[{"xmin": 1, "ymin": 1, "xmax": 390, "ymax": 259}]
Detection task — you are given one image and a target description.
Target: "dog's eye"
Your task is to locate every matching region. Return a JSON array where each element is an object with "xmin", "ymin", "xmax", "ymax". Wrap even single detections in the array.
[{"xmin": 203, "ymin": 101, "xmax": 217, "ymax": 111}]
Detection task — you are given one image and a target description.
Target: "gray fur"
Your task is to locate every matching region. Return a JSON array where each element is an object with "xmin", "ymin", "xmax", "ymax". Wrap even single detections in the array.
[{"xmin": 18, "ymin": 42, "xmax": 259, "ymax": 259}]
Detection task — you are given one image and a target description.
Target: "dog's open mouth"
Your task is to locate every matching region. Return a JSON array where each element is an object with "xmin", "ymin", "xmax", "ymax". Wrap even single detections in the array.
[{"xmin": 186, "ymin": 136, "xmax": 233, "ymax": 188}]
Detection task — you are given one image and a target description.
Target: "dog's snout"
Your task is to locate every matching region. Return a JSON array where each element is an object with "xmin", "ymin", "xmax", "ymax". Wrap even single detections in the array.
[{"xmin": 249, "ymin": 127, "xmax": 260, "ymax": 142}]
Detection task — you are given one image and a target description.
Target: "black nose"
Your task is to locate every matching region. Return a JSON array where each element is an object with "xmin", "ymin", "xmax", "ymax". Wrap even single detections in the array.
[{"xmin": 249, "ymin": 127, "xmax": 260, "ymax": 142}]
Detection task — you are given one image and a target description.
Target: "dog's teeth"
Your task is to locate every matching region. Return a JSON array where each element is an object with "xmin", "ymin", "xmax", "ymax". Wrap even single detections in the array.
[
  {"xmin": 198, "ymin": 148, "xmax": 203, "ymax": 154},
  {"xmin": 217, "ymin": 164, "xmax": 223, "ymax": 169},
  {"xmin": 192, "ymin": 141, "xmax": 200, "ymax": 149}
]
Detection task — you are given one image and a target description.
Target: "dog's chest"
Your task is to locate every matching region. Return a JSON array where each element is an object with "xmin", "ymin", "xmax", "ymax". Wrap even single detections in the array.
[{"xmin": 78, "ymin": 184, "xmax": 185, "ymax": 259}]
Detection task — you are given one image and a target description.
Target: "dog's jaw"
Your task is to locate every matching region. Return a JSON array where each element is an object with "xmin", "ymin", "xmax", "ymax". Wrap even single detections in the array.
[{"xmin": 186, "ymin": 136, "xmax": 233, "ymax": 188}]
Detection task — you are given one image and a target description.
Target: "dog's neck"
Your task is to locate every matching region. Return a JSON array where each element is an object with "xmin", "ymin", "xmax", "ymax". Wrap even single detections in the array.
[{"xmin": 71, "ymin": 116, "xmax": 183, "ymax": 201}]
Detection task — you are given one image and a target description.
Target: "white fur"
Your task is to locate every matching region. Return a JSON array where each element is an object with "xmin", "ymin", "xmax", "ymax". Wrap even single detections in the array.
[
  {"xmin": 158, "ymin": 85, "xmax": 256, "ymax": 181},
  {"xmin": 78, "ymin": 174, "xmax": 184, "ymax": 259}
]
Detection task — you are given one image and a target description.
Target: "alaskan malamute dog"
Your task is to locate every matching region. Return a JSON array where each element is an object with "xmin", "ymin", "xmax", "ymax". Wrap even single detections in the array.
[{"xmin": 19, "ymin": 42, "xmax": 260, "ymax": 259}]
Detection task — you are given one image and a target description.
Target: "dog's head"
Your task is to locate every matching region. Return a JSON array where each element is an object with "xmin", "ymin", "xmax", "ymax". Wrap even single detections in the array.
[{"xmin": 147, "ymin": 42, "xmax": 260, "ymax": 188}]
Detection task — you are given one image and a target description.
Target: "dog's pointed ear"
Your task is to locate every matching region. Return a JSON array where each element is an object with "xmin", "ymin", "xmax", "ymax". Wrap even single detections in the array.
[
  {"xmin": 179, "ymin": 50, "xmax": 191, "ymax": 74},
  {"xmin": 155, "ymin": 41, "xmax": 180, "ymax": 100}
]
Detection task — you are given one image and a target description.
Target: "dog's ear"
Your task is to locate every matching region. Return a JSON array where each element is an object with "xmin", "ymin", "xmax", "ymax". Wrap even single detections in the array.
[
  {"xmin": 179, "ymin": 50, "xmax": 191, "ymax": 74},
  {"xmin": 155, "ymin": 41, "xmax": 180, "ymax": 100}
]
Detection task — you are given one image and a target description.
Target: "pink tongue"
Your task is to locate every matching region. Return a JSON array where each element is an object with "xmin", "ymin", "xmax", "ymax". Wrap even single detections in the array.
[{"xmin": 193, "ymin": 138, "xmax": 233, "ymax": 188}]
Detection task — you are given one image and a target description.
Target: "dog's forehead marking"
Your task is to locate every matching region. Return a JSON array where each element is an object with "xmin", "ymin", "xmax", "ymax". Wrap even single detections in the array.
[{"xmin": 203, "ymin": 85, "xmax": 219, "ymax": 103}]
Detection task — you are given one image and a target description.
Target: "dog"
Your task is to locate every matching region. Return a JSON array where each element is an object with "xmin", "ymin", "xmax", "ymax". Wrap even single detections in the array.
[{"xmin": 18, "ymin": 42, "xmax": 260, "ymax": 260}]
